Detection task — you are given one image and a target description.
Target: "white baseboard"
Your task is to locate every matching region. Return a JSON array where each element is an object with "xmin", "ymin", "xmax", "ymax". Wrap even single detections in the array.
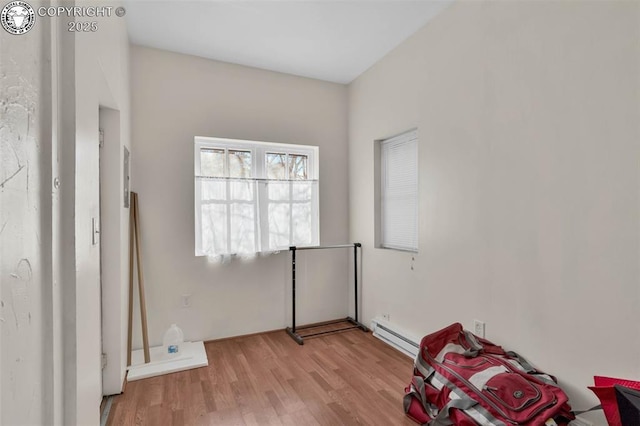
[{"xmin": 370, "ymin": 317, "xmax": 420, "ymax": 358}]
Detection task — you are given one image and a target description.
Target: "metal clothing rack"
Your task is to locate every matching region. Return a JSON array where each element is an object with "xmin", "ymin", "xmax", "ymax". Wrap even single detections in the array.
[{"xmin": 286, "ymin": 243, "xmax": 368, "ymax": 345}]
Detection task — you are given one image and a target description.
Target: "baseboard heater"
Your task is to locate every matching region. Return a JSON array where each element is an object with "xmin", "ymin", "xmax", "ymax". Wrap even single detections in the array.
[{"xmin": 371, "ymin": 318, "xmax": 420, "ymax": 358}]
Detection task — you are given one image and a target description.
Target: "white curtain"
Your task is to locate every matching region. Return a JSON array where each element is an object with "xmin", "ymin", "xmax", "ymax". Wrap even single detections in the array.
[{"xmin": 196, "ymin": 177, "xmax": 318, "ymax": 257}]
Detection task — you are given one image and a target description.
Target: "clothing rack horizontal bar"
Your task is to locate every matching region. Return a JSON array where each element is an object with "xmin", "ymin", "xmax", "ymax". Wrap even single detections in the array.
[
  {"xmin": 298, "ymin": 326, "xmax": 360, "ymax": 338},
  {"xmin": 286, "ymin": 318, "xmax": 369, "ymax": 345},
  {"xmin": 294, "ymin": 318, "xmax": 350, "ymax": 330},
  {"xmin": 289, "ymin": 243, "xmax": 361, "ymax": 251}
]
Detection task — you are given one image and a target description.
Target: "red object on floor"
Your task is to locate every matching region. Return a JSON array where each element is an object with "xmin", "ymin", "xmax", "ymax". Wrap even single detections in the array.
[{"xmin": 588, "ymin": 376, "xmax": 640, "ymax": 426}]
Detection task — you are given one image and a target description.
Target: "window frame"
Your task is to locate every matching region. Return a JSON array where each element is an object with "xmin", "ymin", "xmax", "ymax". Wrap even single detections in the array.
[
  {"xmin": 194, "ymin": 136, "xmax": 319, "ymax": 257},
  {"xmin": 379, "ymin": 129, "xmax": 419, "ymax": 253}
]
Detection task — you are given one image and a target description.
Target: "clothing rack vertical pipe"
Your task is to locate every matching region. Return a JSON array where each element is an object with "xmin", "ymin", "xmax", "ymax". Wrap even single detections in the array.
[
  {"xmin": 354, "ymin": 242, "xmax": 360, "ymax": 323},
  {"xmin": 286, "ymin": 246, "xmax": 303, "ymax": 344},
  {"xmin": 286, "ymin": 243, "xmax": 367, "ymax": 345},
  {"xmin": 291, "ymin": 247, "xmax": 296, "ymax": 333}
]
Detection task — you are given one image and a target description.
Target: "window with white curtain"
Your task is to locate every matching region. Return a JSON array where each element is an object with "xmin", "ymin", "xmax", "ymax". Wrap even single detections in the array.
[
  {"xmin": 194, "ymin": 137, "xmax": 319, "ymax": 258},
  {"xmin": 380, "ymin": 130, "xmax": 418, "ymax": 252}
]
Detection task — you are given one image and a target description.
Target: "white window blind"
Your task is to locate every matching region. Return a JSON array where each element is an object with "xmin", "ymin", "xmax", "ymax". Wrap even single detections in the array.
[
  {"xmin": 381, "ymin": 130, "xmax": 418, "ymax": 252},
  {"xmin": 194, "ymin": 137, "xmax": 319, "ymax": 258}
]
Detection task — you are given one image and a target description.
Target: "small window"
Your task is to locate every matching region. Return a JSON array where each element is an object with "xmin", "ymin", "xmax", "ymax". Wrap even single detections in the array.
[
  {"xmin": 380, "ymin": 130, "xmax": 418, "ymax": 252},
  {"xmin": 200, "ymin": 148, "xmax": 225, "ymax": 177},
  {"xmin": 228, "ymin": 150, "xmax": 252, "ymax": 178},
  {"xmin": 266, "ymin": 152, "xmax": 309, "ymax": 180},
  {"xmin": 289, "ymin": 154, "xmax": 308, "ymax": 180},
  {"xmin": 266, "ymin": 153, "xmax": 287, "ymax": 179}
]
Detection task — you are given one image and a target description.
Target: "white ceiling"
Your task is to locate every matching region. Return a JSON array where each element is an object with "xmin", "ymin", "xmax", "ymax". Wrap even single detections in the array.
[{"xmin": 124, "ymin": 1, "xmax": 452, "ymax": 84}]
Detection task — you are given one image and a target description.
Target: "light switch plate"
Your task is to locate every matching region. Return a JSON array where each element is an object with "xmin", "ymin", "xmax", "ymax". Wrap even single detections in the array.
[{"xmin": 92, "ymin": 217, "xmax": 99, "ymax": 246}]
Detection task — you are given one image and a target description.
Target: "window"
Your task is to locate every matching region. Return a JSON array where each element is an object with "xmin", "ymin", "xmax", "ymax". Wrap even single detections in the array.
[
  {"xmin": 380, "ymin": 130, "xmax": 418, "ymax": 252},
  {"xmin": 195, "ymin": 137, "xmax": 319, "ymax": 258}
]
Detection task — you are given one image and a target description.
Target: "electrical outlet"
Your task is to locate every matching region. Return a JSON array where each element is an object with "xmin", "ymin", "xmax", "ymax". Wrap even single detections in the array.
[
  {"xmin": 181, "ymin": 294, "xmax": 192, "ymax": 308},
  {"xmin": 473, "ymin": 319, "xmax": 485, "ymax": 338}
]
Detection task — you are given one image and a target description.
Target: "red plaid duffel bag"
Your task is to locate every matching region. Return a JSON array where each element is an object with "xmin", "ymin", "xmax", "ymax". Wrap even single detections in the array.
[{"xmin": 404, "ymin": 323, "xmax": 575, "ymax": 425}]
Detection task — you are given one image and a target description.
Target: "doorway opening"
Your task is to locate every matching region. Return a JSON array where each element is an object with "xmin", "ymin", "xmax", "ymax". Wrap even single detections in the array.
[{"xmin": 98, "ymin": 107, "xmax": 127, "ymax": 397}]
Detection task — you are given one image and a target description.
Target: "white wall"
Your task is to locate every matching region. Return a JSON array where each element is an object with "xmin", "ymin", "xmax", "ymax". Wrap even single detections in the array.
[
  {"xmin": 2, "ymin": 0, "xmax": 135, "ymax": 423},
  {"xmin": 0, "ymin": 0, "xmax": 128, "ymax": 422},
  {"xmin": 348, "ymin": 1, "xmax": 639, "ymax": 422},
  {"xmin": 0, "ymin": 2, "xmax": 51, "ymax": 423},
  {"xmin": 73, "ymin": 1, "xmax": 131, "ymax": 422},
  {"xmin": 130, "ymin": 46, "xmax": 350, "ymax": 347}
]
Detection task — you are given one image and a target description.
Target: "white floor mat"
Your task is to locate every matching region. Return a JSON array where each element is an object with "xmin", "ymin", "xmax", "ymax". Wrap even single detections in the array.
[{"xmin": 127, "ymin": 341, "xmax": 208, "ymax": 381}]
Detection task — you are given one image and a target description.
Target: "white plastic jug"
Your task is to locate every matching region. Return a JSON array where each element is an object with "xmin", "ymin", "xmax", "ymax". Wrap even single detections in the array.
[{"xmin": 163, "ymin": 324, "xmax": 184, "ymax": 358}]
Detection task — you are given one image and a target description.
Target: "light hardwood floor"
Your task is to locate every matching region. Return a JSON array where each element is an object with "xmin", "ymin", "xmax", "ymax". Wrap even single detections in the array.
[{"xmin": 107, "ymin": 328, "xmax": 416, "ymax": 425}]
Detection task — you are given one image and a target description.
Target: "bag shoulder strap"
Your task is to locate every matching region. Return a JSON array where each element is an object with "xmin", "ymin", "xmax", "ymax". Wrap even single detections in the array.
[
  {"xmin": 572, "ymin": 405, "xmax": 602, "ymax": 416},
  {"xmin": 426, "ymin": 397, "xmax": 478, "ymax": 425}
]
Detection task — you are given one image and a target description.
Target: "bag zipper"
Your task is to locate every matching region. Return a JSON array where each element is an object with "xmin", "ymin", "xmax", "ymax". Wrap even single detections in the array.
[{"xmin": 443, "ymin": 357, "xmax": 489, "ymax": 369}]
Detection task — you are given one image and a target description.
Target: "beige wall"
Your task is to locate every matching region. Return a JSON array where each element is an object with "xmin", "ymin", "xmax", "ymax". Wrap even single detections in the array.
[
  {"xmin": 348, "ymin": 1, "xmax": 639, "ymax": 422},
  {"xmin": 130, "ymin": 46, "xmax": 349, "ymax": 346}
]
